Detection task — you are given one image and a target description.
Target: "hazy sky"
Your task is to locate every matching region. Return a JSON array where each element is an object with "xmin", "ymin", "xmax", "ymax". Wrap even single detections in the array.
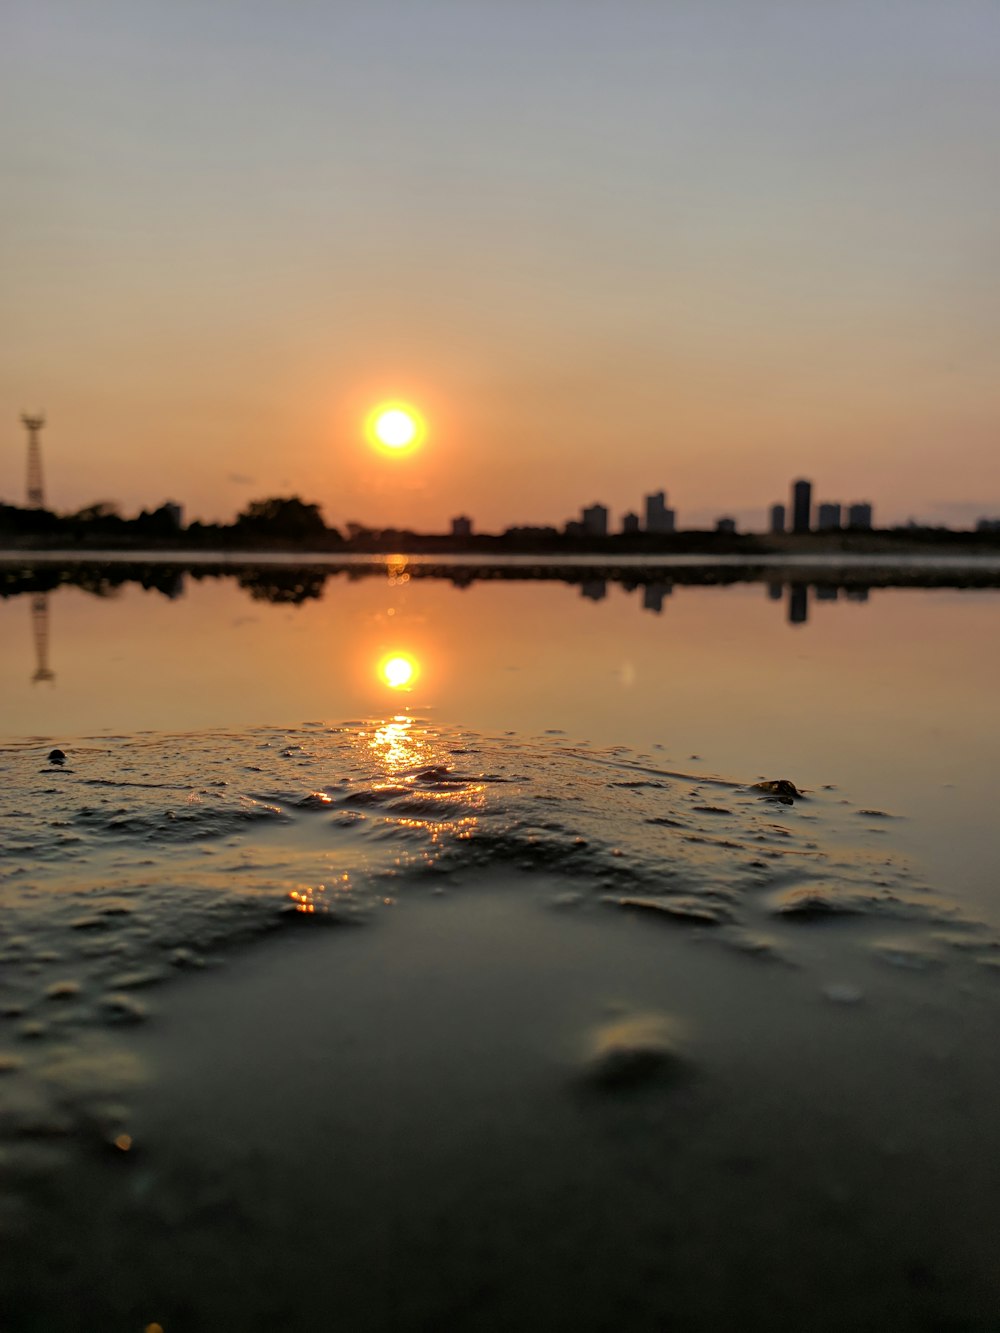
[{"xmin": 2, "ymin": 0, "xmax": 998, "ymax": 530}]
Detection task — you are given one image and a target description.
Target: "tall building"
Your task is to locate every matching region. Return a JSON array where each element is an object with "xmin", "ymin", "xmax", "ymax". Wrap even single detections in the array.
[
  {"xmin": 816, "ymin": 502, "xmax": 842, "ymax": 531},
  {"xmin": 450, "ymin": 515, "xmax": 473, "ymax": 538},
  {"xmin": 769, "ymin": 503, "xmax": 786, "ymax": 534},
  {"xmin": 645, "ymin": 490, "xmax": 676, "ymax": 534},
  {"xmin": 847, "ymin": 502, "xmax": 873, "ymax": 530},
  {"xmin": 621, "ymin": 511, "xmax": 640, "ymax": 535},
  {"xmin": 581, "ymin": 503, "xmax": 608, "ymax": 537},
  {"xmin": 791, "ymin": 479, "xmax": 812, "ymax": 534}
]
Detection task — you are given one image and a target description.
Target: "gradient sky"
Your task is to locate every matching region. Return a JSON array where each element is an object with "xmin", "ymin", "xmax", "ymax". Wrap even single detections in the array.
[{"xmin": 2, "ymin": 0, "xmax": 998, "ymax": 531}]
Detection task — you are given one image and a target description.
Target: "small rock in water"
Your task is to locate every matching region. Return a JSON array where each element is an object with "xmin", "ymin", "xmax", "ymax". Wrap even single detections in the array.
[
  {"xmin": 47, "ymin": 749, "xmax": 66, "ymax": 766},
  {"xmin": 750, "ymin": 779, "xmax": 803, "ymax": 802},
  {"xmin": 580, "ymin": 1012, "xmax": 688, "ymax": 1091}
]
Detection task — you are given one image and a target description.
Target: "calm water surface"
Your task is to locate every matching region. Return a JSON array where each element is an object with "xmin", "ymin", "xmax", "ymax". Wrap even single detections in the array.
[{"xmin": 2, "ymin": 557, "xmax": 997, "ymax": 919}]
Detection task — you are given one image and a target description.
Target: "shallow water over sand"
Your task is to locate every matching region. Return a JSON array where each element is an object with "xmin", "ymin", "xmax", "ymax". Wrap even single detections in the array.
[
  {"xmin": 1, "ymin": 719, "xmax": 999, "ymax": 1329},
  {"xmin": 1, "ymin": 564, "xmax": 999, "ymax": 1328}
]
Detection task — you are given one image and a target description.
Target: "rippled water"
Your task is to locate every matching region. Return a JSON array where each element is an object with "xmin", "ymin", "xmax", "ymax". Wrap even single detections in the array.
[
  {"xmin": 2, "ymin": 566, "xmax": 999, "ymax": 1329},
  {"xmin": 4, "ymin": 716, "xmax": 983, "ymax": 1002}
]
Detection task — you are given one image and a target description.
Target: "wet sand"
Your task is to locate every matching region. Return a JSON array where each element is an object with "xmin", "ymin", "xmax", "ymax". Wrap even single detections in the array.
[{"xmin": 2, "ymin": 724, "xmax": 1000, "ymax": 1329}]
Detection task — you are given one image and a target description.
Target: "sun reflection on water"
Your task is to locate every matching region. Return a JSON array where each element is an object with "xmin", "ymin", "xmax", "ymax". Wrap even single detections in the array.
[
  {"xmin": 357, "ymin": 714, "xmax": 487, "ymax": 857},
  {"xmin": 385, "ymin": 554, "xmax": 410, "ymax": 585},
  {"xmin": 288, "ymin": 872, "xmax": 352, "ymax": 915},
  {"xmin": 368, "ymin": 714, "xmax": 434, "ymax": 772}
]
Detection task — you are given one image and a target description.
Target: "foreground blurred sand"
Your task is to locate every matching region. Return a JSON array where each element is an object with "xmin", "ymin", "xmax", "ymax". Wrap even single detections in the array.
[{"xmin": 4, "ymin": 883, "xmax": 1000, "ymax": 1331}]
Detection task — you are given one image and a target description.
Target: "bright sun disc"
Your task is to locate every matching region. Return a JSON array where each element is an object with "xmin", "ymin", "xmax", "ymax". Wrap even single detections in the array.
[
  {"xmin": 375, "ymin": 410, "xmax": 415, "ymax": 448},
  {"xmin": 378, "ymin": 652, "xmax": 419, "ymax": 689},
  {"xmin": 366, "ymin": 402, "xmax": 425, "ymax": 455}
]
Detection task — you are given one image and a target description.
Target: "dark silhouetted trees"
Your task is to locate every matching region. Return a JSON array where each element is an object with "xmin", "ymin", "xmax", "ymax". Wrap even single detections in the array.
[{"xmin": 234, "ymin": 497, "xmax": 335, "ymax": 544}]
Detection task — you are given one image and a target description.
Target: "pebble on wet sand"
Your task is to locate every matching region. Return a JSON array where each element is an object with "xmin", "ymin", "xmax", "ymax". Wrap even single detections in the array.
[{"xmin": 580, "ymin": 1012, "xmax": 688, "ymax": 1091}]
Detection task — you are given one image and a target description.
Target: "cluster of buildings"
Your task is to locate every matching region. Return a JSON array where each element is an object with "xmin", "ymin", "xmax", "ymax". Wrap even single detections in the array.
[
  {"xmin": 565, "ymin": 490, "xmax": 677, "ymax": 539},
  {"xmin": 770, "ymin": 480, "xmax": 873, "ymax": 534},
  {"xmin": 453, "ymin": 481, "xmax": 875, "ymax": 539},
  {"xmin": 451, "ymin": 490, "xmax": 678, "ymax": 540}
]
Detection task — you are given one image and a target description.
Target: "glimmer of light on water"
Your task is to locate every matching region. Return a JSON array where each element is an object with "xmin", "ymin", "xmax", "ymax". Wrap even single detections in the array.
[
  {"xmin": 369, "ymin": 714, "xmax": 434, "ymax": 772},
  {"xmin": 365, "ymin": 401, "xmax": 426, "ymax": 455},
  {"xmin": 378, "ymin": 651, "xmax": 419, "ymax": 690}
]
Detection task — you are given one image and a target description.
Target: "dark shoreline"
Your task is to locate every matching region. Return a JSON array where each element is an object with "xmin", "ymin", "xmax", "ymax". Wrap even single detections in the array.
[
  {"xmin": 2, "ymin": 527, "xmax": 1000, "ymax": 559},
  {"xmin": 3, "ymin": 550, "xmax": 1000, "ymax": 603}
]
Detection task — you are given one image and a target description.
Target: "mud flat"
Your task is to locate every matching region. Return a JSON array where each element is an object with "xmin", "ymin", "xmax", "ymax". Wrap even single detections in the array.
[{"xmin": 1, "ymin": 724, "xmax": 999, "ymax": 1330}]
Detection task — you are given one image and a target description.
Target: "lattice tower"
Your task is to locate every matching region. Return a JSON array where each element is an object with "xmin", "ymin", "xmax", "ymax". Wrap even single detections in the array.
[{"xmin": 21, "ymin": 412, "xmax": 46, "ymax": 508}]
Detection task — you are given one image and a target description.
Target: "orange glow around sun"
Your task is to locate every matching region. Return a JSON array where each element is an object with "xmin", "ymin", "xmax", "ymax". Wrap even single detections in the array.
[
  {"xmin": 377, "ymin": 651, "xmax": 420, "ymax": 690},
  {"xmin": 366, "ymin": 402, "xmax": 426, "ymax": 455}
]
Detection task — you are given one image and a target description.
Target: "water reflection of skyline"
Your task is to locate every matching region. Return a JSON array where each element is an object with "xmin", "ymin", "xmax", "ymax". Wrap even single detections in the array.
[
  {"xmin": 3, "ymin": 556, "xmax": 988, "ymax": 674},
  {"xmin": 777, "ymin": 580, "xmax": 870, "ymax": 626}
]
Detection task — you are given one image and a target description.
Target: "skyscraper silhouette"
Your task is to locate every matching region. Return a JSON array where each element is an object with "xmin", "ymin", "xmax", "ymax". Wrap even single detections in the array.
[
  {"xmin": 791, "ymin": 479, "xmax": 812, "ymax": 534},
  {"xmin": 644, "ymin": 491, "xmax": 675, "ymax": 534}
]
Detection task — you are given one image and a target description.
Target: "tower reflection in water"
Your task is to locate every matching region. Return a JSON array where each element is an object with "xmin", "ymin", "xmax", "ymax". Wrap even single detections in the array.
[{"xmin": 31, "ymin": 594, "xmax": 55, "ymax": 684}]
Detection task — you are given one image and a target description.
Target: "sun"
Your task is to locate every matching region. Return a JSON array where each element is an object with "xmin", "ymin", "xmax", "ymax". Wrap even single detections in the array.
[
  {"xmin": 366, "ymin": 401, "xmax": 426, "ymax": 455},
  {"xmin": 377, "ymin": 651, "xmax": 419, "ymax": 690},
  {"xmin": 375, "ymin": 409, "xmax": 415, "ymax": 448}
]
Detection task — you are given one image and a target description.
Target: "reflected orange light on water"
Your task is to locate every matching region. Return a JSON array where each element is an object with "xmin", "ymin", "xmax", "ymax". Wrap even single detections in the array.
[
  {"xmin": 368, "ymin": 714, "xmax": 434, "ymax": 772},
  {"xmin": 361, "ymin": 714, "xmax": 487, "ymax": 852},
  {"xmin": 385, "ymin": 554, "xmax": 410, "ymax": 585}
]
